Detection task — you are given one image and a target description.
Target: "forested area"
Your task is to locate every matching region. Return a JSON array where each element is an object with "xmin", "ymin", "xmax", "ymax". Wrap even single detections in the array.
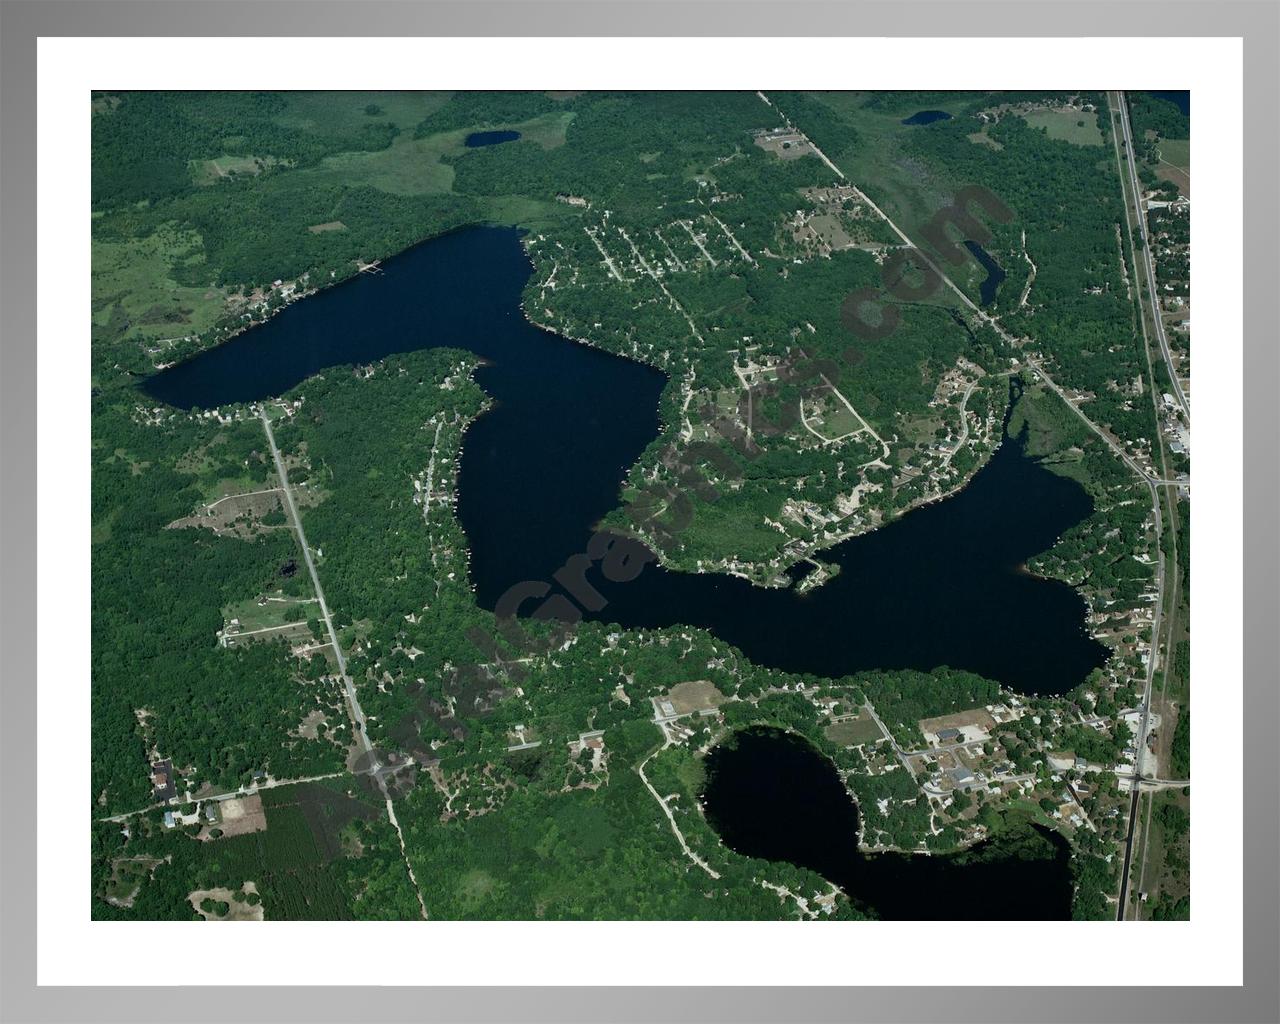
[
  {"xmin": 446, "ymin": 91, "xmax": 790, "ymax": 223},
  {"xmin": 396, "ymin": 734, "xmax": 836, "ymax": 920},
  {"xmin": 271, "ymin": 350, "xmax": 495, "ymax": 734},
  {"xmin": 1009, "ymin": 383, "xmax": 1157, "ymax": 620},
  {"xmin": 1126, "ymin": 92, "xmax": 1190, "ymax": 143},
  {"xmin": 93, "ymin": 781, "xmax": 421, "ymax": 920},
  {"xmin": 412, "ymin": 90, "xmax": 561, "ymax": 137},
  {"xmin": 92, "ymin": 91, "xmax": 405, "ymax": 208},
  {"xmin": 92, "ymin": 402, "xmax": 348, "ymax": 813}
]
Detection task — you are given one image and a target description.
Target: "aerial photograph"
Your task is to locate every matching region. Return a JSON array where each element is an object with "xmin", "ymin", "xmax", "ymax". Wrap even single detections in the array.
[{"xmin": 90, "ymin": 89, "xmax": 1191, "ymax": 922}]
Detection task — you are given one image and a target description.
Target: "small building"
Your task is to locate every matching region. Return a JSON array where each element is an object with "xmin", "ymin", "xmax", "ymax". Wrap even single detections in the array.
[
  {"xmin": 948, "ymin": 766, "xmax": 974, "ymax": 786},
  {"xmin": 935, "ymin": 727, "xmax": 962, "ymax": 743},
  {"xmin": 150, "ymin": 759, "xmax": 176, "ymax": 803}
]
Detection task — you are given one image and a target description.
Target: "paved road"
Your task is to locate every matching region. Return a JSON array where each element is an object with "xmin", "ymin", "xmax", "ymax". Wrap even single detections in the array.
[
  {"xmin": 1112, "ymin": 90, "xmax": 1191, "ymax": 420},
  {"xmin": 1106, "ymin": 92, "xmax": 1189, "ymax": 916},
  {"xmin": 260, "ymin": 407, "xmax": 428, "ymax": 918},
  {"xmin": 260, "ymin": 410, "xmax": 376, "ymax": 764},
  {"xmin": 98, "ymin": 770, "xmax": 350, "ymax": 823}
]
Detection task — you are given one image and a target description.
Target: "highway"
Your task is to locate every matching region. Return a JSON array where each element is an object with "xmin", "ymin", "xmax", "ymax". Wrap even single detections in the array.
[
  {"xmin": 1106, "ymin": 93, "xmax": 1189, "ymax": 918},
  {"xmin": 1112, "ymin": 90, "xmax": 1191, "ymax": 420}
]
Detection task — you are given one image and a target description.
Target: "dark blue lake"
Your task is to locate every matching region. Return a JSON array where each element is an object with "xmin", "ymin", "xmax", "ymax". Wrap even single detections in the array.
[
  {"xmin": 702, "ymin": 726, "xmax": 1074, "ymax": 919},
  {"xmin": 143, "ymin": 225, "xmax": 1107, "ymax": 694},
  {"xmin": 964, "ymin": 239, "xmax": 1007, "ymax": 307},
  {"xmin": 465, "ymin": 130, "xmax": 521, "ymax": 148},
  {"xmin": 901, "ymin": 110, "xmax": 952, "ymax": 125},
  {"xmin": 1146, "ymin": 91, "xmax": 1190, "ymax": 117}
]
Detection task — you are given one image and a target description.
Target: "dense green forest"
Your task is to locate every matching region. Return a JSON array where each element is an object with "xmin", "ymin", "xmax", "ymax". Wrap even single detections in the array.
[
  {"xmin": 92, "ymin": 403, "xmax": 349, "ymax": 812},
  {"xmin": 92, "ymin": 781, "xmax": 421, "ymax": 920},
  {"xmin": 1126, "ymin": 92, "xmax": 1190, "ymax": 143}
]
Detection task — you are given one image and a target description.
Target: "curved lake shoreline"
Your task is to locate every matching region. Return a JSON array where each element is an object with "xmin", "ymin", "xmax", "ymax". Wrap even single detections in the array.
[
  {"xmin": 701, "ymin": 726, "xmax": 1074, "ymax": 920},
  {"xmin": 143, "ymin": 224, "xmax": 1108, "ymax": 693}
]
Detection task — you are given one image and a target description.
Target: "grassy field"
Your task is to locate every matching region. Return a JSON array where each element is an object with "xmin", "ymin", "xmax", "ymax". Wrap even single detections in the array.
[
  {"xmin": 223, "ymin": 592, "xmax": 317, "ymax": 633},
  {"xmin": 1021, "ymin": 107, "xmax": 1104, "ymax": 147},
  {"xmin": 806, "ymin": 392, "xmax": 863, "ymax": 439},
  {"xmin": 192, "ymin": 153, "xmax": 291, "ymax": 185},
  {"xmin": 825, "ymin": 716, "xmax": 884, "ymax": 747},
  {"xmin": 271, "ymin": 90, "xmax": 452, "ymax": 138},
  {"xmin": 298, "ymin": 110, "xmax": 575, "ymax": 198},
  {"xmin": 1156, "ymin": 137, "xmax": 1190, "ymax": 172},
  {"xmin": 91, "ymin": 223, "xmax": 230, "ymax": 356},
  {"xmin": 1153, "ymin": 137, "xmax": 1190, "ymax": 195}
]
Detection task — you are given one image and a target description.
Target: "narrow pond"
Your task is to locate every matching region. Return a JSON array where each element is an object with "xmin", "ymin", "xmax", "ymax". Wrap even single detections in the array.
[
  {"xmin": 465, "ymin": 130, "xmax": 522, "ymax": 148},
  {"xmin": 901, "ymin": 110, "xmax": 952, "ymax": 125},
  {"xmin": 701, "ymin": 726, "xmax": 1074, "ymax": 919},
  {"xmin": 964, "ymin": 239, "xmax": 1007, "ymax": 307},
  {"xmin": 144, "ymin": 225, "xmax": 1107, "ymax": 694}
]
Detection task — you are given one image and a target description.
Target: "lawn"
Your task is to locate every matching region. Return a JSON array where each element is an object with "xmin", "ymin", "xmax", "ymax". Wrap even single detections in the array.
[
  {"xmin": 825, "ymin": 716, "xmax": 884, "ymax": 747},
  {"xmin": 223, "ymin": 592, "xmax": 318, "ymax": 634},
  {"xmin": 1156, "ymin": 137, "xmax": 1189, "ymax": 172}
]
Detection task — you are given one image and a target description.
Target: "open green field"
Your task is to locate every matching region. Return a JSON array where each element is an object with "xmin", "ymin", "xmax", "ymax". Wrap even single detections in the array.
[
  {"xmin": 92, "ymin": 223, "xmax": 231, "ymax": 356},
  {"xmin": 271, "ymin": 90, "xmax": 452, "ymax": 137},
  {"xmin": 825, "ymin": 716, "xmax": 884, "ymax": 747},
  {"xmin": 191, "ymin": 153, "xmax": 291, "ymax": 185},
  {"xmin": 1156, "ymin": 136, "xmax": 1190, "ymax": 172},
  {"xmin": 1021, "ymin": 107, "xmax": 1104, "ymax": 146},
  {"xmin": 223, "ymin": 592, "xmax": 318, "ymax": 633}
]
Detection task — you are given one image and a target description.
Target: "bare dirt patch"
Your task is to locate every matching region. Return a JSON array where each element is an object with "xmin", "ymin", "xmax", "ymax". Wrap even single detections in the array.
[
  {"xmin": 188, "ymin": 881, "xmax": 264, "ymax": 921},
  {"xmin": 308, "ymin": 220, "xmax": 348, "ymax": 234},
  {"xmin": 292, "ymin": 709, "xmax": 329, "ymax": 741},
  {"xmin": 199, "ymin": 793, "xmax": 267, "ymax": 841},
  {"xmin": 967, "ymin": 129, "xmax": 1004, "ymax": 151},
  {"xmin": 167, "ymin": 488, "xmax": 286, "ymax": 540},
  {"xmin": 918, "ymin": 708, "xmax": 997, "ymax": 744},
  {"xmin": 1155, "ymin": 162, "xmax": 1190, "ymax": 198}
]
